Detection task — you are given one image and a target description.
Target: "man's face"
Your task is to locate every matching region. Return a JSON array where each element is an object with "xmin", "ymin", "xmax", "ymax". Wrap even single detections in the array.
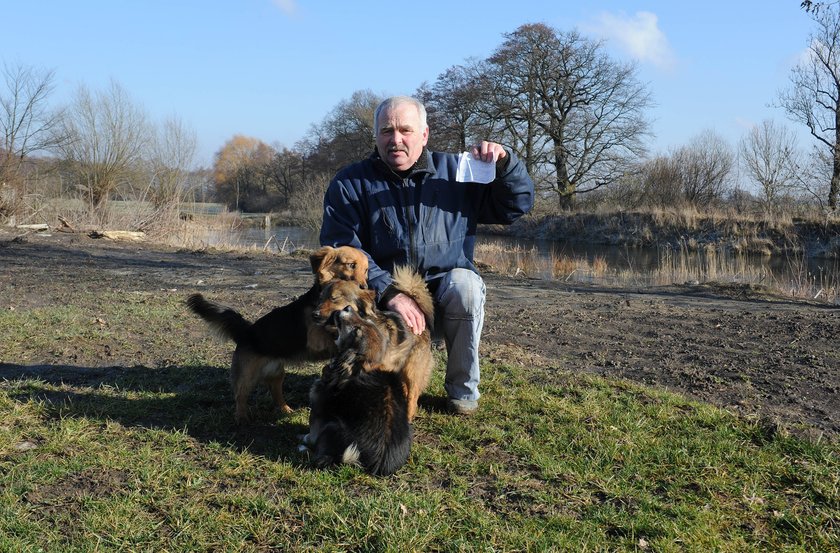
[{"xmin": 375, "ymin": 102, "xmax": 429, "ymax": 171}]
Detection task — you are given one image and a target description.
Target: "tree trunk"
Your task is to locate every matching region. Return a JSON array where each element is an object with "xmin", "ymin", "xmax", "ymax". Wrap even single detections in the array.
[
  {"xmin": 557, "ymin": 191, "xmax": 575, "ymax": 210},
  {"xmin": 832, "ymin": 116, "xmax": 840, "ymax": 211},
  {"xmin": 555, "ymin": 144, "xmax": 575, "ymax": 210},
  {"xmin": 555, "ymin": 169, "xmax": 576, "ymax": 209}
]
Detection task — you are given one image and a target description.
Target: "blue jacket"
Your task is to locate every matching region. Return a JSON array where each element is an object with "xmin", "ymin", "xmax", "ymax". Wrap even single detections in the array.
[{"xmin": 320, "ymin": 148, "xmax": 535, "ymax": 299}]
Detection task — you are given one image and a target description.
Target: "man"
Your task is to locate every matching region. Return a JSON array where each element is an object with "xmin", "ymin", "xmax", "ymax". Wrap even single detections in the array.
[{"xmin": 319, "ymin": 96, "xmax": 534, "ymax": 415}]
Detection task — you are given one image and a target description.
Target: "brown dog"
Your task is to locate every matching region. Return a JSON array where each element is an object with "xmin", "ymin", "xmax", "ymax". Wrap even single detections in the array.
[
  {"xmin": 313, "ymin": 265, "xmax": 435, "ymax": 421},
  {"xmin": 186, "ymin": 245, "xmax": 368, "ymax": 423}
]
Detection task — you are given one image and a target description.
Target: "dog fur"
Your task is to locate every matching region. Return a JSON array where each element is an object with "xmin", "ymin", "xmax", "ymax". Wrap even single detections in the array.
[
  {"xmin": 185, "ymin": 245, "xmax": 368, "ymax": 423},
  {"xmin": 305, "ymin": 306, "xmax": 412, "ymax": 476},
  {"xmin": 312, "ymin": 265, "xmax": 435, "ymax": 421}
]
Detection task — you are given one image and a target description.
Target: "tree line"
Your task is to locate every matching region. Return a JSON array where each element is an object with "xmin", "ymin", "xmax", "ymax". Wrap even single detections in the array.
[
  {"xmin": 211, "ymin": 13, "xmax": 840, "ymax": 218},
  {"xmin": 2, "ymin": 9, "xmax": 840, "ymax": 231}
]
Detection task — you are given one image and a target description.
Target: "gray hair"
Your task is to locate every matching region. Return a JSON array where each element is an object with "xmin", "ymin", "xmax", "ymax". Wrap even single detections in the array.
[{"xmin": 373, "ymin": 96, "xmax": 428, "ymax": 136}]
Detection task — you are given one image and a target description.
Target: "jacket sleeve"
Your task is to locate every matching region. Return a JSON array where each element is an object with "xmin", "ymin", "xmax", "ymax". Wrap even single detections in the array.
[
  {"xmin": 319, "ymin": 176, "xmax": 394, "ymax": 299},
  {"xmin": 478, "ymin": 150, "xmax": 535, "ymax": 224}
]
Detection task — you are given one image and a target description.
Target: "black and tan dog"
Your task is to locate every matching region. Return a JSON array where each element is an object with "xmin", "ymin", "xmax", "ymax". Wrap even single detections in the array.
[
  {"xmin": 186, "ymin": 245, "xmax": 368, "ymax": 423},
  {"xmin": 305, "ymin": 306, "xmax": 412, "ymax": 476},
  {"xmin": 312, "ymin": 265, "xmax": 435, "ymax": 422}
]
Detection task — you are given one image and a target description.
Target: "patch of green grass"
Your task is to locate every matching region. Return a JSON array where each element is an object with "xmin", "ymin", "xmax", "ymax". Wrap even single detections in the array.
[{"xmin": 1, "ymin": 294, "xmax": 838, "ymax": 551}]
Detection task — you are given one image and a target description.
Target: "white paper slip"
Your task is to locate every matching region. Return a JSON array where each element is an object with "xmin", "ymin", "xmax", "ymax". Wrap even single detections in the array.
[{"xmin": 455, "ymin": 151, "xmax": 496, "ymax": 183}]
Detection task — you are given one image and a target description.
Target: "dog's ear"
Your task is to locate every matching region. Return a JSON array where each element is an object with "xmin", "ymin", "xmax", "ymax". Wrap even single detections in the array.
[
  {"xmin": 355, "ymin": 288, "xmax": 377, "ymax": 317},
  {"xmin": 317, "ymin": 249, "xmax": 344, "ymax": 284},
  {"xmin": 310, "ymin": 246, "xmax": 334, "ymax": 275}
]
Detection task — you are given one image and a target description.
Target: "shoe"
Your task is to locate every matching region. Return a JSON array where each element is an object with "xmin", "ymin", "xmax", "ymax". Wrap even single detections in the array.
[{"xmin": 446, "ymin": 398, "xmax": 478, "ymax": 415}]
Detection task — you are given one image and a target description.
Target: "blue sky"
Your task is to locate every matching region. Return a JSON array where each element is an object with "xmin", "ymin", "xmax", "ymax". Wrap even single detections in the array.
[{"xmin": 1, "ymin": 1, "xmax": 817, "ymax": 168}]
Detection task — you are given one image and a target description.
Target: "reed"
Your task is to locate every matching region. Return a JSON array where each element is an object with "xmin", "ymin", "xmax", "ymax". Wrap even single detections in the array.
[
  {"xmin": 475, "ymin": 242, "xmax": 544, "ymax": 277},
  {"xmin": 477, "ymin": 239, "xmax": 839, "ymax": 304},
  {"xmin": 771, "ymin": 254, "xmax": 840, "ymax": 302},
  {"xmin": 166, "ymin": 216, "xmax": 302, "ymax": 254},
  {"xmin": 550, "ymin": 252, "xmax": 610, "ymax": 282},
  {"xmin": 475, "ymin": 243, "xmax": 610, "ymax": 284}
]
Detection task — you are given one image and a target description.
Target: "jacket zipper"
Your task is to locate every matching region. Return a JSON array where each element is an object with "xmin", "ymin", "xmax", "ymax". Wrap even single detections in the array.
[{"xmin": 401, "ymin": 176, "xmax": 416, "ymax": 267}]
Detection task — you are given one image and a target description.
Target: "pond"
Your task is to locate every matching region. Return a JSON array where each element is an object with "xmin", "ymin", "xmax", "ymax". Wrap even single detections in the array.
[{"xmin": 203, "ymin": 224, "xmax": 840, "ymax": 302}]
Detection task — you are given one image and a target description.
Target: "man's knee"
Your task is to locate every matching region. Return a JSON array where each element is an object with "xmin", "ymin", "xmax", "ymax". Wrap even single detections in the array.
[{"xmin": 436, "ymin": 268, "xmax": 485, "ymax": 317}]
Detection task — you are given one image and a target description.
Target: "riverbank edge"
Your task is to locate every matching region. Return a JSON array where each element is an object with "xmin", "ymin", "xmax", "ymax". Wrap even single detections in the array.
[{"xmin": 477, "ymin": 211, "xmax": 840, "ymax": 259}]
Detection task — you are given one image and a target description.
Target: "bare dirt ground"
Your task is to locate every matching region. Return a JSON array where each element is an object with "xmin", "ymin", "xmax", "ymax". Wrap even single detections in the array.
[{"xmin": 2, "ymin": 229, "xmax": 838, "ymax": 439}]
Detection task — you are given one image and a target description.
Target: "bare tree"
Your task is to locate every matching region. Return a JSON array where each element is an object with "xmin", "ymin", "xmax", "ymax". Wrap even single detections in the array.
[
  {"xmin": 303, "ymin": 89, "xmax": 382, "ymax": 176},
  {"xmin": 739, "ymin": 120, "xmax": 800, "ymax": 213},
  {"xmin": 0, "ymin": 62, "xmax": 66, "ymax": 218},
  {"xmin": 485, "ymin": 25, "xmax": 553, "ymax": 178},
  {"xmin": 672, "ymin": 130, "xmax": 735, "ymax": 207},
  {"xmin": 266, "ymin": 146, "xmax": 305, "ymax": 206},
  {"xmin": 791, "ymin": 146, "xmax": 836, "ymax": 212},
  {"xmin": 778, "ymin": 3, "xmax": 840, "ymax": 210},
  {"xmin": 287, "ymin": 170, "xmax": 331, "ymax": 232},
  {"xmin": 147, "ymin": 115, "xmax": 197, "ymax": 208},
  {"xmin": 420, "ymin": 61, "xmax": 490, "ymax": 153},
  {"xmin": 486, "ymin": 24, "xmax": 653, "ymax": 209},
  {"xmin": 57, "ymin": 80, "xmax": 151, "ymax": 209},
  {"xmin": 625, "ymin": 155, "xmax": 685, "ymax": 209},
  {"xmin": 801, "ymin": 1, "xmax": 839, "ymax": 13}
]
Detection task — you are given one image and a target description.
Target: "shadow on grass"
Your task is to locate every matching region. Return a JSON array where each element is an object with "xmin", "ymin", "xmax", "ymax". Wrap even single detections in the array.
[{"xmin": 0, "ymin": 362, "xmax": 315, "ymax": 463}]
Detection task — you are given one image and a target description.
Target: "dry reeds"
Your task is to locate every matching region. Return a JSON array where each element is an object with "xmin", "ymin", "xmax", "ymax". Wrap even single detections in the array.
[
  {"xmin": 476, "ymin": 238, "xmax": 839, "ymax": 304},
  {"xmin": 770, "ymin": 255, "xmax": 840, "ymax": 303},
  {"xmin": 550, "ymin": 253, "xmax": 608, "ymax": 282},
  {"xmin": 475, "ymin": 242, "xmax": 610, "ymax": 283},
  {"xmin": 475, "ymin": 243, "xmax": 543, "ymax": 277}
]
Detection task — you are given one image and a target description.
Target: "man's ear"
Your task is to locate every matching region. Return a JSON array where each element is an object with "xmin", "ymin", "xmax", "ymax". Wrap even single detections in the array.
[{"xmin": 421, "ymin": 125, "xmax": 429, "ymax": 147}]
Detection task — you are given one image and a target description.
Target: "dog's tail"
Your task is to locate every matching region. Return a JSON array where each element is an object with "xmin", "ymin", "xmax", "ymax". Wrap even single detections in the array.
[
  {"xmin": 186, "ymin": 293, "xmax": 253, "ymax": 345},
  {"xmin": 391, "ymin": 265, "xmax": 435, "ymax": 328}
]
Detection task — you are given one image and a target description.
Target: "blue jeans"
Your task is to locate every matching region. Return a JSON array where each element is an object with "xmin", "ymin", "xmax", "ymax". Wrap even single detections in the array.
[{"xmin": 432, "ymin": 268, "xmax": 486, "ymax": 402}]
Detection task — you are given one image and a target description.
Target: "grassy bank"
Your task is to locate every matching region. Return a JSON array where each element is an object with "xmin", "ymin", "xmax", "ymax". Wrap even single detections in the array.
[{"xmin": 1, "ymin": 288, "xmax": 838, "ymax": 550}]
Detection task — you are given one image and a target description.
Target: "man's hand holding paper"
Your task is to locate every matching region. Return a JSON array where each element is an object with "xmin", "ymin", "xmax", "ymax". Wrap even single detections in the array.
[{"xmin": 456, "ymin": 141, "xmax": 508, "ymax": 183}]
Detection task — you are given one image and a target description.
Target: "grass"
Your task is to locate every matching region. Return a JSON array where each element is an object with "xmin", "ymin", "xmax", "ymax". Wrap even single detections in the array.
[{"xmin": 1, "ymin": 288, "xmax": 838, "ymax": 551}]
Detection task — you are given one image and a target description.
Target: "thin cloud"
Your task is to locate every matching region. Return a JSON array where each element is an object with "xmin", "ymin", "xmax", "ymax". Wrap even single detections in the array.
[
  {"xmin": 272, "ymin": 0, "xmax": 297, "ymax": 16},
  {"xmin": 583, "ymin": 11, "xmax": 677, "ymax": 71}
]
